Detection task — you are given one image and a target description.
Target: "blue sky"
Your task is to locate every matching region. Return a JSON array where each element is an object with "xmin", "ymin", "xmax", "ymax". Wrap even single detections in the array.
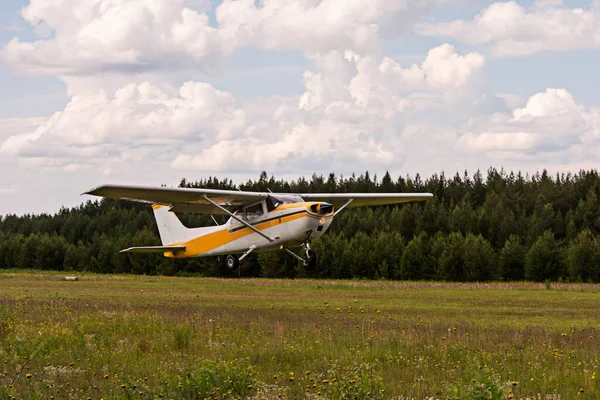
[{"xmin": 1, "ymin": 0, "xmax": 599, "ymax": 214}]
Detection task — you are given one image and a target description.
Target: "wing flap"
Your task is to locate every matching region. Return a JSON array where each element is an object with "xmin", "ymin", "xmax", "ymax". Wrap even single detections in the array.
[{"xmin": 120, "ymin": 246, "xmax": 186, "ymax": 253}]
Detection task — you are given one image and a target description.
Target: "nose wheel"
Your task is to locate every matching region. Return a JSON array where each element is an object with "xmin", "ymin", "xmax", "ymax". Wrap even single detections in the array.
[
  {"xmin": 283, "ymin": 242, "xmax": 317, "ymax": 270},
  {"xmin": 303, "ymin": 245, "xmax": 317, "ymax": 270}
]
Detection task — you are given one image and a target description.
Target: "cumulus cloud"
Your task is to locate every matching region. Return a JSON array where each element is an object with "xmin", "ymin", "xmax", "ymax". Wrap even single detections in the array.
[
  {"xmin": 0, "ymin": 81, "xmax": 243, "ymax": 166},
  {"xmin": 0, "ymin": 44, "xmax": 489, "ymax": 175},
  {"xmin": 301, "ymin": 44, "xmax": 485, "ymax": 112},
  {"xmin": 1, "ymin": 0, "xmax": 450, "ymax": 77},
  {"xmin": 0, "ymin": 117, "xmax": 48, "ymax": 141},
  {"xmin": 459, "ymin": 89, "xmax": 599, "ymax": 156},
  {"xmin": 216, "ymin": 0, "xmax": 441, "ymax": 55},
  {"xmin": 1, "ymin": 0, "xmax": 229, "ymax": 75},
  {"xmin": 418, "ymin": 1, "xmax": 600, "ymax": 57}
]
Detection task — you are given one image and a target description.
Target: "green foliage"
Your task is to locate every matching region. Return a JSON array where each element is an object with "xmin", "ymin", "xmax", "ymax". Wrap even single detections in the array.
[
  {"xmin": 567, "ymin": 229, "xmax": 600, "ymax": 282},
  {"xmin": 310, "ymin": 361, "xmax": 385, "ymax": 399},
  {"xmin": 499, "ymin": 235, "xmax": 526, "ymax": 281},
  {"xmin": 400, "ymin": 232, "xmax": 430, "ymax": 280},
  {"xmin": 172, "ymin": 325, "xmax": 194, "ymax": 352},
  {"xmin": 463, "ymin": 233, "xmax": 498, "ymax": 281},
  {"xmin": 1, "ymin": 168, "xmax": 599, "ymax": 281},
  {"xmin": 525, "ymin": 231, "xmax": 565, "ymax": 281},
  {"xmin": 3, "ymin": 275, "xmax": 600, "ymax": 398}
]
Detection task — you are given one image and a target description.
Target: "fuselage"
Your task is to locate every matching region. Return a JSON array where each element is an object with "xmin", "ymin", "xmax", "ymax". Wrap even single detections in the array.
[{"xmin": 165, "ymin": 202, "xmax": 334, "ymax": 258}]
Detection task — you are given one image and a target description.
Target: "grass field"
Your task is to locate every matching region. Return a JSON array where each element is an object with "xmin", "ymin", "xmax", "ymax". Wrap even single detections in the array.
[{"xmin": 1, "ymin": 272, "xmax": 600, "ymax": 399}]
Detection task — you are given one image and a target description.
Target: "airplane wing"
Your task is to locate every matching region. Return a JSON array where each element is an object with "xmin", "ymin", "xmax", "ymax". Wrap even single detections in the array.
[
  {"xmin": 300, "ymin": 193, "xmax": 433, "ymax": 209},
  {"xmin": 84, "ymin": 184, "xmax": 267, "ymax": 215}
]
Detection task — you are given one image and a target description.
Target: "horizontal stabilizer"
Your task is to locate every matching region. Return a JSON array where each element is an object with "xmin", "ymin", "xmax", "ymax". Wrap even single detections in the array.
[{"xmin": 120, "ymin": 246, "xmax": 186, "ymax": 253}]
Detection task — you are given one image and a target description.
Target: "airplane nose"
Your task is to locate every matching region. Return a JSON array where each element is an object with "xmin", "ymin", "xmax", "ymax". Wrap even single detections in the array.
[{"xmin": 318, "ymin": 203, "xmax": 334, "ymax": 215}]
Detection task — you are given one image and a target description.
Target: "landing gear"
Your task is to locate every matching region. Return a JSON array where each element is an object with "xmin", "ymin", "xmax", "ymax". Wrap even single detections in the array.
[
  {"xmin": 225, "ymin": 254, "xmax": 239, "ymax": 270},
  {"xmin": 304, "ymin": 248, "xmax": 317, "ymax": 270},
  {"xmin": 225, "ymin": 246, "xmax": 256, "ymax": 277},
  {"xmin": 283, "ymin": 242, "xmax": 317, "ymax": 270},
  {"xmin": 303, "ymin": 242, "xmax": 316, "ymax": 270}
]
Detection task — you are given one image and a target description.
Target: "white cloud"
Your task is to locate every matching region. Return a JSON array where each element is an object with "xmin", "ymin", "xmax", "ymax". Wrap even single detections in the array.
[
  {"xmin": 216, "ymin": 0, "xmax": 440, "ymax": 55},
  {"xmin": 2, "ymin": 0, "xmax": 599, "ymax": 216},
  {"xmin": 1, "ymin": 0, "xmax": 450, "ymax": 77},
  {"xmin": 0, "ymin": 185, "xmax": 21, "ymax": 195},
  {"xmin": 0, "ymin": 117, "xmax": 48, "ymax": 141},
  {"xmin": 418, "ymin": 1, "xmax": 600, "ymax": 57},
  {"xmin": 1, "ymin": 0, "xmax": 229, "ymax": 76},
  {"xmin": 459, "ymin": 88, "xmax": 599, "ymax": 155},
  {"xmin": 0, "ymin": 44, "xmax": 488, "ymax": 176},
  {"xmin": 300, "ymin": 44, "xmax": 485, "ymax": 112},
  {"xmin": 0, "ymin": 81, "xmax": 242, "ymax": 165}
]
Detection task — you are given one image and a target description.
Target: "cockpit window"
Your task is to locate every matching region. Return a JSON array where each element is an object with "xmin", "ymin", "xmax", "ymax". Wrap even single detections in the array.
[
  {"xmin": 245, "ymin": 202, "xmax": 265, "ymax": 218},
  {"xmin": 266, "ymin": 194, "xmax": 303, "ymax": 211}
]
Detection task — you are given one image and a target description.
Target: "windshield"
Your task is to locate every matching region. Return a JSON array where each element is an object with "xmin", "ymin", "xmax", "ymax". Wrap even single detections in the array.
[
  {"xmin": 272, "ymin": 194, "xmax": 303, "ymax": 204},
  {"xmin": 266, "ymin": 194, "xmax": 303, "ymax": 211}
]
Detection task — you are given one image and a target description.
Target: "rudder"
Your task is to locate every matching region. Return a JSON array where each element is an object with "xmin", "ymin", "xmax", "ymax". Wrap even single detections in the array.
[{"xmin": 151, "ymin": 205, "xmax": 190, "ymax": 245}]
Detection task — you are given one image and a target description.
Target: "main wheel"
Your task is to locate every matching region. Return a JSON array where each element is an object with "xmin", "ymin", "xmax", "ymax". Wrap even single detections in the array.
[
  {"xmin": 225, "ymin": 254, "xmax": 239, "ymax": 270},
  {"xmin": 303, "ymin": 249, "xmax": 317, "ymax": 270}
]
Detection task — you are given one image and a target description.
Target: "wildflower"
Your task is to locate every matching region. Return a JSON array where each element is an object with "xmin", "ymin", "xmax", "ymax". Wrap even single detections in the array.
[{"xmin": 26, "ymin": 373, "xmax": 32, "ymax": 379}]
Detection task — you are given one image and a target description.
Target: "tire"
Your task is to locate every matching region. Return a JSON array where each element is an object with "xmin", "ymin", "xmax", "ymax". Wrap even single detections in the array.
[
  {"xmin": 304, "ymin": 249, "xmax": 317, "ymax": 270},
  {"xmin": 225, "ymin": 254, "xmax": 239, "ymax": 270}
]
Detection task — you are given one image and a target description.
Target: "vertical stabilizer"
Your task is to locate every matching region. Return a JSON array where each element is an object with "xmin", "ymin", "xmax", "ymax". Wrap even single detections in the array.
[{"xmin": 152, "ymin": 205, "xmax": 190, "ymax": 245}]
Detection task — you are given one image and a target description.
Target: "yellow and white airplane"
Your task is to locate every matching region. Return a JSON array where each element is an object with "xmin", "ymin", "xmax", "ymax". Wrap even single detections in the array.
[{"xmin": 84, "ymin": 185, "xmax": 432, "ymax": 269}]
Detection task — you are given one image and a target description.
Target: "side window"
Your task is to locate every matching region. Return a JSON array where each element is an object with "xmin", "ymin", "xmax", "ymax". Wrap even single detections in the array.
[{"xmin": 245, "ymin": 202, "xmax": 265, "ymax": 218}]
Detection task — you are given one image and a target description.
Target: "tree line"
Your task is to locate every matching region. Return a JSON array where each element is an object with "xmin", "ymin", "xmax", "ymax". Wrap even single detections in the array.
[{"xmin": 0, "ymin": 168, "xmax": 599, "ymax": 281}]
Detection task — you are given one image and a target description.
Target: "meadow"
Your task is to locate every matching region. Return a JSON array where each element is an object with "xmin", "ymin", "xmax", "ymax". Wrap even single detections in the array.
[{"xmin": 1, "ymin": 272, "xmax": 600, "ymax": 399}]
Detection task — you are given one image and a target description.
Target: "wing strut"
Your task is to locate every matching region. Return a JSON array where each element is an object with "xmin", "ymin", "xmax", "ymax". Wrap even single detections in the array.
[
  {"xmin": 333, "ymin": 199, "xmax": 354, "ymax": 217},
  {"xmin": 202, "ymin": 195, "xmax": 276, "ymax": 243}
]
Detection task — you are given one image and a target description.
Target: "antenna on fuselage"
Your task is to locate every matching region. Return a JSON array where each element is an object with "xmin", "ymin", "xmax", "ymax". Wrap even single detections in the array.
[
  {"xmin": 267, "ymin": 188, "xmax": 273, "ymax": 193},
  {"xmin": 210, "ymin": 216, "xmax": 219, "ymax": 225}
]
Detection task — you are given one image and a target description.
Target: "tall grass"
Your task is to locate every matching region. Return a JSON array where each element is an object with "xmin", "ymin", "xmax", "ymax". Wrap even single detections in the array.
[{"xmin": 1, "ymin": 273, "xmax": 600, "ymax": 398}]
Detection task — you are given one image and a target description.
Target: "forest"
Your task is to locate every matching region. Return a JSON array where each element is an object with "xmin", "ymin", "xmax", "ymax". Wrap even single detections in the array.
[{"xmin": 0, "ymin": 168, "xmax": 599, "ymax": 282}]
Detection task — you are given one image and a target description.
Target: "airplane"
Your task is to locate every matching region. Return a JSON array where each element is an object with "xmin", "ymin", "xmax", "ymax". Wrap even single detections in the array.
[{"xmin": 84, "ymin": 184, "xmax": 433, "ymax": 270}]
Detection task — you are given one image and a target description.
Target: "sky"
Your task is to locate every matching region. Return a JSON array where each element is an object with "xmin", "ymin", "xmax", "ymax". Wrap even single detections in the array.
[{"xmin": 0, "ymin": 0, "xmax": 599, "ymax": 215}]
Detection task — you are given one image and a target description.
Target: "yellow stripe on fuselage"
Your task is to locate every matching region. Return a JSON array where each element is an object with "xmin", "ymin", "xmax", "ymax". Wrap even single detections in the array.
[{"xmin": 165, "ymin": 208, "xmax": 332, "ymax": 258}]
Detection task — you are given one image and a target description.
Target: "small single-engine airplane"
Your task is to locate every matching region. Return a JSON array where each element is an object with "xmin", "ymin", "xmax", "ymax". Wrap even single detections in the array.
[{"xmin": 84, "ymin": 184, "xmax": 432, "ymax": 270}]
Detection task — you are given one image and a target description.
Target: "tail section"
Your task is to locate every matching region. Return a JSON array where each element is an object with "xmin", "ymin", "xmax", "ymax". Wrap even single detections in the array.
[{"xmin": 152, "ymin": 204, "xmax": 191, "ymax": 245}]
